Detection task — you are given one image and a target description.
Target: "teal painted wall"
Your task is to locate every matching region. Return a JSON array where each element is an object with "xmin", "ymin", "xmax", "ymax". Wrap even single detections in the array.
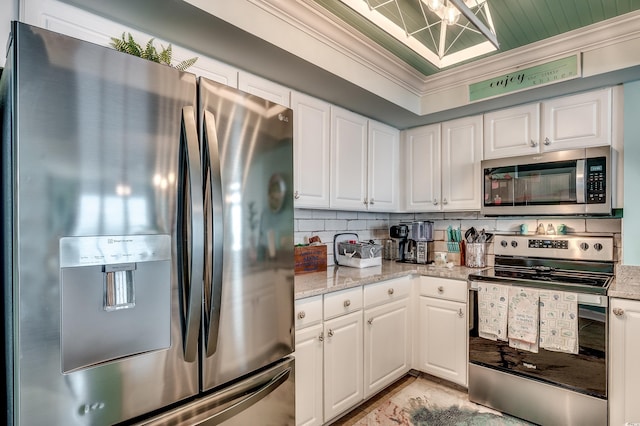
[{"xmin": 623, "ymin": 80, "xmax": 640, "ymax": 264}]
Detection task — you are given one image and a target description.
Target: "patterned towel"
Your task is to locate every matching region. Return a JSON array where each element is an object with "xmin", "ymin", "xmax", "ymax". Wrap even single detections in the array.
[
  {"xmin": 477, "ymin": 283, "xmax": 509, "ymax": 341},
  {"xmin": 539, "ymin": 290, "xmax": 579, "ymax": 354},
  {"xmin": 508, "ymin": 287, "xmax": 539, "ymax": 353}
]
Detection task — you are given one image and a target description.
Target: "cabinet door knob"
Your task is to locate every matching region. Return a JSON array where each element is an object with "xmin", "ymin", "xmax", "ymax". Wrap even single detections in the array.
[
  {"xmin": 367, "ymin": 318, "xmax": 374, "ymax": 325},
  {"xmin": 437, "ymin": 286, "xmax": 444, "ymax": 293},
  {"xmin": 327, "ymin": 329, "xmax": 334, "ymax": 337},
  {"xmin": 433, "ymin": 198, "xmax": 439, "ymax": 206},
  {"xmin": 544, "ymin": 137, "xmax": 551, "ymax": 145},
  {"xmin": 370, "ymin": 198, "xmax": 375, "ymax": 205},
  {"xmin": 294, "ymin": 190, "xmax": 300, "ymax": 200},
  {"xmin": 318, "ymin": 333, "xmax": 324, "ymax": 342},
  {"xmin": 458, "ymin": 308, "xmax": 464, "ymax": 318},
  {"xmin": 343, "ymin": 299, "xmax": 351, "ymax": 307},
  {"xmin": 363, "ymin": 198, "xmax": 368, "ymax": 205},
  {"xmin": 530, "ymin": 139, "xmax": 538, "ymax": 147},
  {"xmin": 613, "ymin": 307, "xmax": 624, "ymax": 316},
  {"xmin": 442, "ymin": 198, "xmax": 448, "ymax": 205},
  {"xmin": 388, "ymin": 288, "xmax": 394, "ymax": 295},
  {"xmin": 297, "ymin": 311, "xmax": 306, "ymax": 319}
]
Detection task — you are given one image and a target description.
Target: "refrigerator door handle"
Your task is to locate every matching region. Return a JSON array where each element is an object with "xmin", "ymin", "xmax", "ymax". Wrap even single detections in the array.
[
  {"xmin": 201, "ymin": 367, "xmax": 291, "ymax": 425},
  {"xmin": 132, "ymin": 360, "xmax": 293, "ymax": 425},
  {"xmin": 203, "ymin": 110, "xmax": 224, "ymax": 357},
  {"xmin": 178, "ymin": 106, "xmax": 205, "ymax": 362}
]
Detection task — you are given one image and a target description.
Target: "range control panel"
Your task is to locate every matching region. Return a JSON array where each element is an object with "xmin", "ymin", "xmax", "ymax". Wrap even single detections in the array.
[{"xmin": 495, "ymin": 235, "xmax": 614, "ymax": 261}]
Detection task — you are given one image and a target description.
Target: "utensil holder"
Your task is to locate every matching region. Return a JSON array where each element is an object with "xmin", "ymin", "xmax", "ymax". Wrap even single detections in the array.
[{"xmin": 465, "ymin": 243, "xmax": 487, "ymax": 268}]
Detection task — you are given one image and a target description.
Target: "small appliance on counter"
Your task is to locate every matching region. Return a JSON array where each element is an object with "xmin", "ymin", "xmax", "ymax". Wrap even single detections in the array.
[
  {"xmin": 334, "ymin": 233, "xmax": 382, "ymax": 268},
  {"xmin": 390, "ymin": 222, "xmax": 434, "ymax": 264},
  {"xmin": 389, "ymin": 224, "xmax": 409, "ymax": 261}
]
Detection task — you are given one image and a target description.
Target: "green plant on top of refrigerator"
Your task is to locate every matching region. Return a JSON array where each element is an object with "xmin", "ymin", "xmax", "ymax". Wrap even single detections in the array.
[{"xmin": 110, "ymin": 32, "xmax": 198, "ymax": 70}]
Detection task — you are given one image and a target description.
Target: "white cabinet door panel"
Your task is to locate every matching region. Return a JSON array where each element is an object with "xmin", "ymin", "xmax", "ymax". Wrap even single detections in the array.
[
  {"xmin": 323, "ymin": 310, "xmax": 364, "ymax": 422},
  {"xmin": 295, "ymin": 323, "xmax": 324, "ymax": 426},
  {"xmin": 441, "ymin": 115, "xmax": 482, "ymax": 211},
  {"xmin": 291, "ymin": 92, "xmax": 331, "ymax": 208},
  {"xmin": 368, "ymin": 121, "xmax": 399, "ymax": 211},
  {"xmin": 364, "ymin": 299, "xmax": 410, "ymax": 398},
  {"xmin": 403, "ymin": 124, "xmax": 441, "ymax": 211},
  {"xmin": 330, "ymin": 107, "xmax": 368, "ymax": 210},
  {"xmin": 483, "ymin": 103, "xmax": 540, "ymax": 159}
]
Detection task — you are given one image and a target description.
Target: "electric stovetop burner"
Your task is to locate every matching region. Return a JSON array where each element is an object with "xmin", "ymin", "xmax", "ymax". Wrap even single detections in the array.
[{"xmin": 468, "ymin": 234, "xmax": 615, "ymax": 295}]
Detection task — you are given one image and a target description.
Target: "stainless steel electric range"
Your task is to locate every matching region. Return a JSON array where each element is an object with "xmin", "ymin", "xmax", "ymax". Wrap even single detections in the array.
[{"xmin": 467, "ymin": 234, "xmax": 614, "ymax": 426}]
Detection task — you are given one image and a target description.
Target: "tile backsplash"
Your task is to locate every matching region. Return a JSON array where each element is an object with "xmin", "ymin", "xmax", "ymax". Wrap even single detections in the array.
[{"xmin": 294, "ymin": 209, "xmax": 622, "ymax": 267}]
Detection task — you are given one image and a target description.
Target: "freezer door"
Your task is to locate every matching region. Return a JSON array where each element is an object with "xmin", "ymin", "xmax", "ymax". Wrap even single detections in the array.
[
  {"xmin": 199, "ymin": 78, "xmax": 295, "ymax": 391},
  {"xmin": 2, "ymin": 23, "xmax": 200, "ymax": 425},
  {"xmin": 133, "ymin": 357, "xmax": 295, "ymax": 425}
]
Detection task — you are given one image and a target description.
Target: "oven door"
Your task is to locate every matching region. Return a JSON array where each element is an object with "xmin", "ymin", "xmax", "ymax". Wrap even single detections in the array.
[{"xmin": 468, "ymin": 282, "xmax": 607, "ymax": 399}]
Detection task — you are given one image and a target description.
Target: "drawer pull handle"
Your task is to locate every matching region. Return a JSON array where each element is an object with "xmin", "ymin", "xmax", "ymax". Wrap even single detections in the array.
[
  {"xmin": 328, "ymin": 329, "xmax": 334, "ymax": 337},
  {"xmin": 297, "ymin": 311, "xmax": 306, "ymax": 319},
  {"xmin": 613, "ymin": 307, "xmax": 624, "ymax": 317},
  {"xmin": 368, "ymin": 318, "xmax": 374, "ymax": 325},
  {"xmin": 458, "ymin": 308, "xmax": 464, "ymax": 318},
  {"xmin": 344, "ymin": 299, "xmax": 351, "ymax": 308},
  {"xmin": 388, "ymin": 288, "xmax": 394, "ymax": 295},
  {"xmin": 437, "ymin": 286, "xmax": 444, "ymax": 293},
  {"xmin": 318, "ymin": 333, "xmax": 324, "ymax": 342}
]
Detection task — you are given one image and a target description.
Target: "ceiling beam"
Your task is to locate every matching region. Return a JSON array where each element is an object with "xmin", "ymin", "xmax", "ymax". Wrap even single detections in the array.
[{"xmin": 448, "ymin": 0, "xmax": 499, "ymax": 49}]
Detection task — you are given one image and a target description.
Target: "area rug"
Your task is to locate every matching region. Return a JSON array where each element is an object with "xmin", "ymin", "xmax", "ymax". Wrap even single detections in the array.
[{"xmin": 352, "ymin": 376, "xmax": 535, "ymax": 426}]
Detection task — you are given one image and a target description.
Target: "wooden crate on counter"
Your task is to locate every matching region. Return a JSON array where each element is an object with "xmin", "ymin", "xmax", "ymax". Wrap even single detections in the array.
[{"xmin": 295, "ymin": 244, "xmax": 327, "ymax": 275}]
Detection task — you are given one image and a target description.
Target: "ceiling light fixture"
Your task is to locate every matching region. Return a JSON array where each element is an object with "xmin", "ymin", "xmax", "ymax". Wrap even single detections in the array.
[
  {"xmin": 343, "ymin": 0, "xmax": 498, "ymax": 69},
  {"xmin": 427, "ymin": 0, "xmax": 460, "ymax": 26}
]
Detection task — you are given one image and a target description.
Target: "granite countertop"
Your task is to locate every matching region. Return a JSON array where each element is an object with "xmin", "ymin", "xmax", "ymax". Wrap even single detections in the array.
[
  {"xmin": 609, "ymin": 265, "xmax": 640, "ymax": 301},
  {"xmin": 294, "ymin": 260, "xmax": 484, "ymax": 299}
]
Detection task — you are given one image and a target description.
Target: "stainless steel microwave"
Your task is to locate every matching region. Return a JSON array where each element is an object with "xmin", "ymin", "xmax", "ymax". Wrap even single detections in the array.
[{"xmin": 481, "ymin": 146, "xmax": 613, "ymax": 216}]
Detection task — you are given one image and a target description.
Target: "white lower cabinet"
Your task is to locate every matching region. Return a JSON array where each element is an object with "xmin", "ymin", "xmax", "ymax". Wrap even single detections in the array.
[
  {"xmin": 295, "ymin": 323, "xmax": 324, "ymax": 426},
  {"xmin": 323, "ymin": 310, "xmax": 364, "ymax": 421},
  {"xmin": 609, "ymin": 298, "xmax": 640, "ymax": 426},
  {"xmin": 417, "ymin": 277, "xmax": 468, "ymax": 387},
  {"xmin": 363, "ymin": 278, "xmax": 412, "ymax": 398}
]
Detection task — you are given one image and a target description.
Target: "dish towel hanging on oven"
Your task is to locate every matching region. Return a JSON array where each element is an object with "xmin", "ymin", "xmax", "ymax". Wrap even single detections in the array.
[
  {"xmin": 507, "ymin": 287, "xmax": 540, "ymax": 353},
  {"xmin": 477, "ymin": 283, "xmax": 509, "ymax": 341},
  {"xmin": 539, "ymin": 290, "xmax": 579, "ymax": 354}
]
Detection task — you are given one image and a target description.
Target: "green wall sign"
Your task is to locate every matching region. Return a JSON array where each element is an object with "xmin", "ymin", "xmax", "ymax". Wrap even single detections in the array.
[{"xmin": 469, "ymin": 55, "xmax": 580, "ymax": 102}]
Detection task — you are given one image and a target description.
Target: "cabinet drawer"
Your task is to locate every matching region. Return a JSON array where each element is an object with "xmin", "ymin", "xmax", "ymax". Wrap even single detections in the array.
[
  {"xmin": 364, "ymin": 277, "xmax": 411, "ymax": 308},
  {"xmin": 324, "ymin": 286, "xmax": 363, "ymax": 320},
  {"xmin": 295, "ymin": 295, "xmax": 323, "ymax": 329},
  {"xmin": 419, "ymin": 277, "xmax": 467, "ymax": 303}
]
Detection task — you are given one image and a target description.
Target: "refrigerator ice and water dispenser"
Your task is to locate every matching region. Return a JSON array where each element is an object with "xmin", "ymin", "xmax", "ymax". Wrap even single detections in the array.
[{"xmin": 59, "ymin": 235, "xmax": 172, "ymax": 373}]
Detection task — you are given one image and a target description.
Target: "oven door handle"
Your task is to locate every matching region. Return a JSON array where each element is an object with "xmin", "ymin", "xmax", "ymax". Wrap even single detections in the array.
[
  {"xmin": 576, "ymin": 159, "xmax": 586, "ymax": 204},
  {"xmin": 468, "ymin": 279, "xmax": 607, "ymax": 307}
]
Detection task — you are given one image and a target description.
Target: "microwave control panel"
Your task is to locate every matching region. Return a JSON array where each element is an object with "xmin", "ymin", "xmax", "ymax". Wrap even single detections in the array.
[{"xmin": 586, "ymin": 157, "xmax": 606, "ymax": 204}]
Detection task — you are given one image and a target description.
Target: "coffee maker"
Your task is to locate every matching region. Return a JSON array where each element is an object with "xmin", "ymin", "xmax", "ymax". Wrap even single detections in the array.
[
  {"xmin": 410, "ymin": 221, "xmax": 434, "ymax": 264},
  {"xmin": 389, "ymin": 224, "xmax": 409, "ymax": 261}
]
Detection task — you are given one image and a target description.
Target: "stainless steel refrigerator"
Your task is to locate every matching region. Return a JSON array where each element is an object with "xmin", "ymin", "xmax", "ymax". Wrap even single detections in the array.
[{"xmin": 1, "ymin": 22, "xmax": 294, "ymax": 425}]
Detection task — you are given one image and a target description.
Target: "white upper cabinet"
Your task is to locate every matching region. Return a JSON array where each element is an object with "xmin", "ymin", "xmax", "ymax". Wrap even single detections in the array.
[
  {"xmin": 483, "ymin": 103, "xmax": 540, "ymax": 159},
  {"xmin": 403, "ymin": 124, "xmax": 441, "ymax": 211},
  {"xmin": 367, "ymin": 121, "xmax": 400, "ymax": 211},
  {"xmin": 238, "ymin": 72, "xmax": 291, "ymax": 107},
  {"xmin": 541, "ymin": 87, "xmax": 612, "ymax": 151},
  {"xmin": 291, "ymin": 92, "xmax": 331, "ymax": 209},
  {"xmin": 441, "ymin": 115, "xmax": 483, "ymax": 211},
  {"xmin": 484, "ymin": 88, "xmax": 614, "ymax": 159},
  {"xmin": 330, "ymin": 107, "xmax": 399, "ymax": 211},
  {"xmin": 331, "ymin": 107, "xmax": 369, "ymax": 210},
  {"xmin": 403, "ymin": 116, "xmax": 482, "ymax": 212}
]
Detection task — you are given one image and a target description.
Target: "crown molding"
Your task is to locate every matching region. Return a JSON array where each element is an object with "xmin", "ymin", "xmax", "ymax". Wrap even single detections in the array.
[
  {"xmin": 421, "ymin": 9, "xmax": 640, "ymax": 95},
  {"xmin": 249, "ymin": 1, "xmax": 640, "ymax": 104}
]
